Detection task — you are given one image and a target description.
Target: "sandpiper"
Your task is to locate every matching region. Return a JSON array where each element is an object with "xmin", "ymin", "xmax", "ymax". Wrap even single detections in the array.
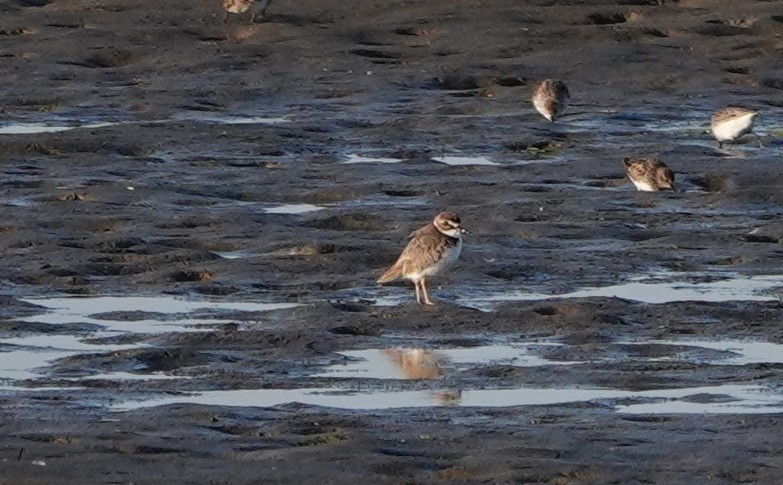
[
  {"xmin": 711, "ymin": 107, "xmax": 761, "ymax": 149},
  {"xmin": 623, "ymin": 157, "xmax": 675, "ymax": 192},
  {"xmin": 223, "ymin": 0, "xmax": 272, "ymax": 23},
  {"xmin": 532, "ymin": 79, "xmax": 570, "ymax": 122},
  {"xmin": 377, "ymin": 211, "xmax": 468, "ymax": 306}
]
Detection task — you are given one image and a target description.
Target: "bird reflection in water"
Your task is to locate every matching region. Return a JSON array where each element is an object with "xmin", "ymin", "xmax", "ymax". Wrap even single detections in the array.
[
  {"xmin": 382, "ymin": 349, "xmax": 462, "ymax": 406},
  {"xmin": 383, "ymin": 349, "xmax": 442, "ymax": 379}
]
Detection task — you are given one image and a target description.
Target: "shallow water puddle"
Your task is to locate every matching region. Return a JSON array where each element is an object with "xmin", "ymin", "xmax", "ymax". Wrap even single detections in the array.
[
  {"xmin": 0, "ymin": 122, "xmax": 116, "ymax": 135},
  {"xmin": 564, "ymin": 111, "xmax": 705, "ymax": 135},
  {"xmin": 341, "ymin": 153, "xmax": 402, "ymax": 164},
  {"xmin": 0, "ymin": 197, "xmax": 36, "ymax": 207},
  {"xmin": 363, "ymin": 274, "xmax": 783, "ymax": 312},
  {"xmin": 115, "ymin": 383, "xmax": 783, "ymax": 414},
  {"xmin": 0, "ymin": 347, "xmax": 75, "ymax": 381},
  {"xmin": 0, "ymin": 296, "xmax": 298, "ymax": 383},
  {"xmin": 263, "ymin": 203, "xmax": 324, "ymax": 215},
  {"xmin": 432, "ymin": 155, "xmax": 499, "ymax": 166},
  {"xmin": 0, "ymin": 335, "xmax": 140, "ymax": 381},
  {"xmin": 3, "ymin": 334, "xmax": 139, "ymax": 352},
  {"xmin": 19, "ymin": 296, "xmax": 298, "ymax": 333},
  {"xmin": 621, "ymin": 339, "xmax": 783, "ymax": 366},
  {"xmin": 211, "ymin": 250, "xmax": 257, "ymax": 260},
  {"xmin": 172, "ymin": 113, "xmax": 289, "ymax": 125},
  {"xmin": 112, "ymin": 337, "xmax": 783, "ymax": 413},
  {"xmin": 455, "ymin": 274, "xmax": 783, "ymax": 311},
  {"xmin": 76, "ymin": 371, "xmax": 186, "ymax": 381},
  {"xmin": 314, "ymin": 344, "xmax": 575, "ymax": 380}
]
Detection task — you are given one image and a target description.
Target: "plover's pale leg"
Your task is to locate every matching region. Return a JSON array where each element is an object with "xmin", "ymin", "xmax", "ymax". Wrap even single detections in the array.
[
  {"xmin": 754, "ymin": 133, "xmax": 764, "ymax": 148},
  {"xmin": 414, "ymin": 280, "xmax": 422, "ymax": 305},
  {"xmin": 420, "ymin": 277, "xmax": 434, "ymax": 306}
]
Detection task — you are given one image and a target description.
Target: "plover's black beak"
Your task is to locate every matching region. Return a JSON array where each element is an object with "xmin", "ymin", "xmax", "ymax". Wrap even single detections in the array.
[{"xmin": 459, "ymin": 227, "xmax": 469, "ymax": 234}]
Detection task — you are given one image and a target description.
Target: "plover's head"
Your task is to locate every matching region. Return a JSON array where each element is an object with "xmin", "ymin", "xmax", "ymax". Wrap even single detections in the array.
[{"xmin": 434, "ymin": 211, "xmax": 468, "ymax": 237}]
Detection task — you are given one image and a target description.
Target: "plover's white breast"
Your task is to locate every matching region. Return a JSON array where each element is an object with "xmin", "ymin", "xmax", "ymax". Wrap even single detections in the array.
[
  {"xmin": 713, "ymin": 113, "xmax": 755, "ymax": 142},
  {"xmin": 630, "ymin": 179, "xmax": 657, "ymax": 192},
  {"xmin": 424, "ymin": 238, "xmax": 462, "ymax": 277},
  {"xmin": 533, "ymin": 97, "xmax": 553, "ymax": 122}
]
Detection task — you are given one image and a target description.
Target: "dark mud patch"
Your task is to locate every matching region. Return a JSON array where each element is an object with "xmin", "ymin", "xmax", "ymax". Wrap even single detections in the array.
[
  {"xmin": 585, "ymin": 12, "xmax": 633, "ymax": 25},
  {"xmin": 433, "ymin": 74, "xmax": 497, "ymax": 90},
  {"xmin": 382, "ymin": 189, "xmax": 424, "ymax": 197},
  {"xmin": 17, "ymin": 0, "xmax": 52, "ymax": 7},
  {"xmin": 694, "ymin": 24, "xmax": 750, "ymax": 37},
  {"xmin": 307, "ymin": 213, "xmax": 383, "ymax": 231},
  {"xmin": 268, "ymin": 243, "xmax": 356, "ymax": 257},
  {"xmin": 80, "ymin": 49, "xmax": 142, "ymax": 69}
]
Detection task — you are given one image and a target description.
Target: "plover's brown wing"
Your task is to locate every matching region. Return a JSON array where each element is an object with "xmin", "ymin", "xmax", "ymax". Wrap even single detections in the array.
[
  {"xmin": 397, "ymin": 229, "xmax": 456, "ymax": 276},
  {"xmin": 533, "ymin": 81, "xmax": 548, "ymax": 98},
  {"xmin": 623, "ymin": 159, "xmax": 646, "ymax": 179},
  {"xmin": 656, "ymin": 165, "xmax": 675, "ymax": 187},
  {"xmin": 712, "ymin": 107, "xmax": 756, "ymax": 124},
  {"xmin": 378, "ymin": 223, "xmax": 437, "ymax": 282},
  {"xmin": 552, "ymin": 80, "xmax": 570, "ymax": 100}
]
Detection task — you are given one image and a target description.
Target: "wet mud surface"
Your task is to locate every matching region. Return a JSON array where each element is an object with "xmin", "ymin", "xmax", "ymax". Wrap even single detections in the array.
[{"xmin": 2, "ymin": 0, "xmax": 783, "ymax": 482}]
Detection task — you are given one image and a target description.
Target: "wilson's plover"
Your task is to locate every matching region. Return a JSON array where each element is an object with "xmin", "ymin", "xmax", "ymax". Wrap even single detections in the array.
[{"xmin": 377, "ymin": 211, "xmax": 468, "ymax": 306}]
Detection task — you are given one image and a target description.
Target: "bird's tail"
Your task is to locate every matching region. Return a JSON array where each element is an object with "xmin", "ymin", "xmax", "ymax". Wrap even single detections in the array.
[{"xmin": 377, "ymin": 263, "xmax": 402, "ymax": 284}]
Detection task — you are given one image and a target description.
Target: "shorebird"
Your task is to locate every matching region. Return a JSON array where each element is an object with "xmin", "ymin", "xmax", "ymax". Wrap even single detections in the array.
[
  {"xmin": 377, "ymin": 211, "xmax": 468, "ymax": 306},
  {"xmin": 711, "ymin": 107, "xmax": 761, "ymax": 149},
  {"xmin": 623, "ymin": 157, "xmax": 675, "ymax": 192},
  {"xmin": 532, "ymin": 79, "xmax": 570, "ymax": 122},
  {"xmin": 223, "ymin": 0, "xmax": 272, "ymax": 23}
]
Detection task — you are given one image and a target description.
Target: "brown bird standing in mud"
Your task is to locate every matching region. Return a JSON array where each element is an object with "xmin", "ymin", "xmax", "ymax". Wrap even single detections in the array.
[
  {"xmin": 377, "ymin": 212, "xmax": 468, "ymax": 306},
  {"xmin": 223, "ymin": 0, "xmax": 272, "ymax": 23},
  {"xmin": 532, "ymin": 79, "xmax": 570, "ymax": 122},
  {"xmin": 711, "ymin": 107, "xmax": 761, "ymax": 149},
  {"xmin": 623, "ymin": 157, "xmax": 675, "ymax": 192}
]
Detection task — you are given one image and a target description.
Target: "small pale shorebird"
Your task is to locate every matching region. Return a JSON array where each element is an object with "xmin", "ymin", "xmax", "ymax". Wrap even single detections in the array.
[
  {"xmin": 711, "ymin": 107, "xmax": 761, "ymax": 149},
  {"xmin": 223, "ymin": 0, "xmax": 272, "ymax": 23},
  {"xmin": 377, "ymin": 211, "xmax": 468, "ymax": 306},
  {"xmin": 532, "ymin": 79, "xmax": 570, "ymax": 122},
  {"xmin": 623, "ymin": 157, "xmax": 675, "ymax": 192}
]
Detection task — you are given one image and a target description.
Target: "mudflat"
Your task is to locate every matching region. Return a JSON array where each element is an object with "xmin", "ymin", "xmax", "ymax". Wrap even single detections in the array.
[{"xmin": 1, "ymin": 0, "xmax": 783, "ymax": 483}]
